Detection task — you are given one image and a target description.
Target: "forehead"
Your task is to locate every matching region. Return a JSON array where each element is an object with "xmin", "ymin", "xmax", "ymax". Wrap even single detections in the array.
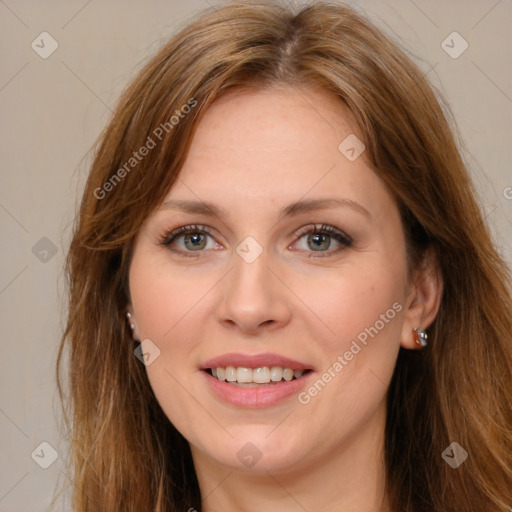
[
  {"xmin": 188, "ymin": 86, "xmax": 358, "ymax": 160},
  {"xmin": 161, "ymin": 86, "xmax": 394, "ymax": 222}
]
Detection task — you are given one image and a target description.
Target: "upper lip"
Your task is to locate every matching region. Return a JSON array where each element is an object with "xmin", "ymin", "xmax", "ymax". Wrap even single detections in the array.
[{"xmin": 201, "ymin": 352, "xmax": 313, "ymax": 371}]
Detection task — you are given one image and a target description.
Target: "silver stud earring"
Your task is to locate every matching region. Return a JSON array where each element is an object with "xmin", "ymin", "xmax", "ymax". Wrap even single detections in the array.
[
  {"xmin": 126, "ymin": 312, "xmax": 134, "ymax": 330},
  {"xmin": 414, "ymin": 327, "xmax": 428, "ymax": 347}
]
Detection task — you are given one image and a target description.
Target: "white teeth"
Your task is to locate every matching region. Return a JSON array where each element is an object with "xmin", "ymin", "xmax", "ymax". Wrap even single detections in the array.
[
  {"xmin": 225, "ymin": 366, "xmax": 237, "ymax": 382},
  {"xmin": 270, "ymin": 366, "xmax": 283, "ymax": 381},
  {"xmin": 283, "ymin": 368, "xmax": 293, "ymax": 381},
  {"xmin": 253, "ymin": 366, "xmax": 270, "ymax": 383},
  {"xmin": 211, "ymin": 366, "xmax": 306, "ymax": 384},
  {"xmin": 236, "ymin": 367, "xmax": 253, "ymax": 383}
]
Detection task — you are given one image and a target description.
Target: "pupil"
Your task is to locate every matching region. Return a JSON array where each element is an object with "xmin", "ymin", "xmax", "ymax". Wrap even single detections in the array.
[
  {"xmin": 308, "ymin": 233, "xmax": 330, "ymax": 251},
  {"xmin": 185, "ymin": 232, "xmax": 206, "ymax": 250}
]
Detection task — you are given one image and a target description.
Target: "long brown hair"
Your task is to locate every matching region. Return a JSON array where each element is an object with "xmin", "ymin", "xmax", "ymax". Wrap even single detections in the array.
[{"xmin": 56, "ymin": 1, "xmax": 512, "ymax": 510}]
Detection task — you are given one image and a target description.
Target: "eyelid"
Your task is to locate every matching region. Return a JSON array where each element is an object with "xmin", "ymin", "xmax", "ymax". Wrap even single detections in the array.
[
  {"xmin": 292, "ymin": 223, "xmax": 352, "ymax": 244},
  {"xmin": 289, "ymin": 223, "xmax": 352, "ymax": 258},
  {"xmin": 157, "ymin": 224, "xmax": 222, "ymax": 259},
  {"xmin": 159, "ymin": 224, "xmax": 214, "ymax": 246}
]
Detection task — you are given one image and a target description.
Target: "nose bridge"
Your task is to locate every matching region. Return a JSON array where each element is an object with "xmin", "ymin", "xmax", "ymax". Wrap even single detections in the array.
[
  {"xmin": 229, "ymin": 243, "xmax": 273, "ymax": 307},
  {"xmin": 217, "ymin": 240, "xmax": 291, "ymax": 332}
]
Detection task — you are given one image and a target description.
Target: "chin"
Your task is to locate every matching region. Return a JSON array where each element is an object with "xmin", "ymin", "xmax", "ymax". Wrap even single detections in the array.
[{"xmin": 194, "ymin": 426, "xmax": 311, "ymax": 474}]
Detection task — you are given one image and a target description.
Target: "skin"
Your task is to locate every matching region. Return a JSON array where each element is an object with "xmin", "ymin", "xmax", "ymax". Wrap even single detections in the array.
[{"xmin": 127, "ymin": 86, "xmax": 443, "ymax": 511}]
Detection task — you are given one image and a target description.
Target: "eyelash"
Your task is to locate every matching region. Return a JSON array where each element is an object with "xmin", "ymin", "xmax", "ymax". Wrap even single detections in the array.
[{"xmin": 157, "ymin": 223, "xmax": 352, "ymax": 259}]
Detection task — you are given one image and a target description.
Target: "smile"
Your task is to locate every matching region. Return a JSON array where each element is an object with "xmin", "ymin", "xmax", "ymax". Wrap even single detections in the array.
[
  {"xmin": 200, "ymin": 353, "xmax": 315, "ymax": 407},
  {"xmin": 206, "ymin": 366, "xmax": 309, "ymax": 385}
]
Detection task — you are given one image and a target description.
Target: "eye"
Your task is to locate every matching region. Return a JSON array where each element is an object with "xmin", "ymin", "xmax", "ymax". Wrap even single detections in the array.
[
  {"xmin": 291, "ymin": 224, "xmax": 352, "ymax": 257},
  {"xmin": 158, "ymin": 224, "xmax": 222, "ymax": 255},
  {"xmin": 158, "ymin": 223, "xmax": 352, "ymax": 259}
]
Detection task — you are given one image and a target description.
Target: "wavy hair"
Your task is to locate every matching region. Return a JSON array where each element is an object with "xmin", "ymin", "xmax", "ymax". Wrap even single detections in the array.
[{"xmin": 57, "ymin": 1, "xmax": 512, "ymax": 510}]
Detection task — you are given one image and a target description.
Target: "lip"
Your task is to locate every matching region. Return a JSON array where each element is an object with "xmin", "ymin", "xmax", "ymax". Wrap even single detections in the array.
[
  {"xmin": 201, "ymin": 369, "xmax": 315, "ymax": 408},
  {"xmin": 201, "ymin": 352, "xmax": 313, "ymax": 371},
  {"xmin": 200, "ymin": 352, "xmax": 315, "ymax": 408}
]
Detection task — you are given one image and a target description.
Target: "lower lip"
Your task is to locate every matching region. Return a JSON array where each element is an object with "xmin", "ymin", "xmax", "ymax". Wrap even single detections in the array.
[{"xmin": 202, "ymin": 370, "xmax": 314, "ymax": 408}]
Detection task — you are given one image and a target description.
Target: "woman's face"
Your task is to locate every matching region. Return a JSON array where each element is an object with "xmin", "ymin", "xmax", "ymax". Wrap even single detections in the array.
[{"xmin": 128, "ymin": 87, "xmax": 414, "ymax": 474}]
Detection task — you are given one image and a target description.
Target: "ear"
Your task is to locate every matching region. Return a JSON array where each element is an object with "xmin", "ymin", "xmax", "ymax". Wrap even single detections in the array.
[
  {"xmin": 125, "ymin": 304, "xmax": 141, "ymax": 341},
  {"xmin": 400, "ymin": 249, "xmax": 443, "ymax": 350}
]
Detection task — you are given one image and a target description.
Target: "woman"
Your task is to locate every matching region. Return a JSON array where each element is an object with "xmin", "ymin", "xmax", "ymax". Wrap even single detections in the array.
[{"xmin": 57, "ymin": 1, "xmax": 512, "ymax": 510}]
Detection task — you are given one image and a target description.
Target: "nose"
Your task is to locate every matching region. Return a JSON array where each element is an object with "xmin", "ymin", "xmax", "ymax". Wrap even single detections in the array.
[{"xmin": 216, "ymin": 247, "xmax": 292, "ymax": 335}]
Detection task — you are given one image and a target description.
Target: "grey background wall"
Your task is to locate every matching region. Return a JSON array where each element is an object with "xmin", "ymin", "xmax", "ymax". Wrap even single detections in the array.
[{"xmin": 0, "ymin": 0, "xmax": 510, "ymax": 510}]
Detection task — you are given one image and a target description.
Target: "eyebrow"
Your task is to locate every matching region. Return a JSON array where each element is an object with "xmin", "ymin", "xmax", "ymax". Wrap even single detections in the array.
[{"xmin": 159, "ymin": 197, "xmax": 371, "ymax": 220}]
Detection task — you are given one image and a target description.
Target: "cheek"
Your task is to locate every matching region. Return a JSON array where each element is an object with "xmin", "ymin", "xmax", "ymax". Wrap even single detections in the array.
[
  {"xmin": 292, "ymin": 252, "xmax": 407, "ymax": 415},
  {"xmin": 128, "ymin": 252, "xmax": 212, "ymax": 439},
  {"xmin": 129, "ymin": 250, "xmax": 209, "ymax": 342},
  {"xmin": 302, "ymin": 259, "xmax": 406, "ymax": 351}
]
